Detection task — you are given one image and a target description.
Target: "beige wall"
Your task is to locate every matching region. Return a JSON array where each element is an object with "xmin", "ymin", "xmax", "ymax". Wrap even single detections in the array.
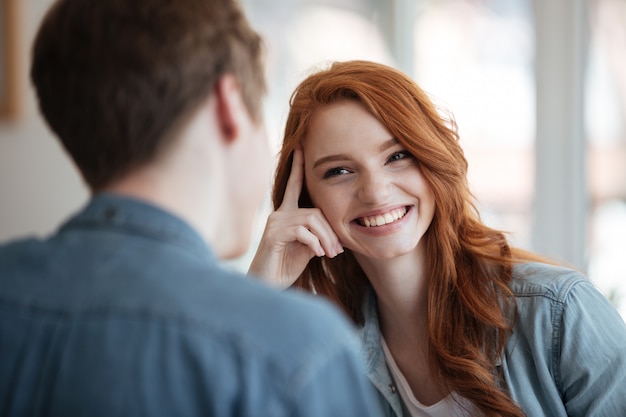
[{"xmin": 0, "ymin": 1, "xmax": 88, "ymax": 243}]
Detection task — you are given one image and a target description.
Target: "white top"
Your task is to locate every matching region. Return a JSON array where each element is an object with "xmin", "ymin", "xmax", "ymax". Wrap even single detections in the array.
[{"xmin": 380, "ymin": 337, "xmax": 481, "ymax": 417}]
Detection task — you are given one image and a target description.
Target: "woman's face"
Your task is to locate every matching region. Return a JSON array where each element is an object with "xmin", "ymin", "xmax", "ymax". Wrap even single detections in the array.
[{"xmin": 303, "ymin": 100, "xmax": 436, "ymax": 260}]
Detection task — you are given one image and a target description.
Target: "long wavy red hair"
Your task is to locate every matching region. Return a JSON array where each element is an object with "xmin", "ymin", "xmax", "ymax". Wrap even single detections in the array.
[{"xmin": 273, "ymin": 60, "xmax": 538, "ymax": 417}]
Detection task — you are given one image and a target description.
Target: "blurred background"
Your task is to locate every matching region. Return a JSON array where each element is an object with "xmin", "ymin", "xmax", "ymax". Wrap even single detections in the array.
[{"xmin": 0, "ymin": 0, "xmax": 624, "ymax": 317}]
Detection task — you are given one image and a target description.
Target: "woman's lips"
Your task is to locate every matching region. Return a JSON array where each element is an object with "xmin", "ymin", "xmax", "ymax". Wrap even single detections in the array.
[{"xmin": 356, "ymin": 206, "xmax": 409, "ymax": 227}]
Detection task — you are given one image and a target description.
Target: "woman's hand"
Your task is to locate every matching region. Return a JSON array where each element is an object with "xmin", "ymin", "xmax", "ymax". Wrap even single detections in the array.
[{"xmin": 248, "ymin": 147, "xmax": 343, "ymax": 288}]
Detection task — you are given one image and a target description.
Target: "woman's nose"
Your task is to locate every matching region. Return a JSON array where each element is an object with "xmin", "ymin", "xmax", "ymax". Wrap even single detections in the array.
[{"xmin": 357, "ymin": 171, "xmax": 392, "ymax": 203}]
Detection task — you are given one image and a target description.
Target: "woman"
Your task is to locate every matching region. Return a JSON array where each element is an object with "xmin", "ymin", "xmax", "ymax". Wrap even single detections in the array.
[{"xmin": 249, "ymin": 60, "xmax": 626, "ymax": 417}]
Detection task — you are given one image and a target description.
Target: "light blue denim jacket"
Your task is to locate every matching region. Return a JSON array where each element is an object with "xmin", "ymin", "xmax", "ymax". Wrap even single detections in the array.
[
  {"xmin": 360, "ymin": 262, "xmax": 626, "ymax": 416},
  {"xmin": 0, "ymin": 194, "xmax": 382, "ymax": 417}
]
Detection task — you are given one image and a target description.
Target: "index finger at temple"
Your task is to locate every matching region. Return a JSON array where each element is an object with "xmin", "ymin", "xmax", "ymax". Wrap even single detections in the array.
[{"xmin": 280, "ymin": 147, "xmax": 305, "ymax": 210}]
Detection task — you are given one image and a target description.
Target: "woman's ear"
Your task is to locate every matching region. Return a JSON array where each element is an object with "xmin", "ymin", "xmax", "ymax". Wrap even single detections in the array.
[{"xmin": 214, "ymin": 74, "xmax": 247, "ymax": 143}]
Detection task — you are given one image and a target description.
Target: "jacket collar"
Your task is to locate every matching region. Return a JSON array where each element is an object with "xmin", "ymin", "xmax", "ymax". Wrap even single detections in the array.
[{"xmin": 358, "ymin": 289, "xmax": 404, "ymax": 417}]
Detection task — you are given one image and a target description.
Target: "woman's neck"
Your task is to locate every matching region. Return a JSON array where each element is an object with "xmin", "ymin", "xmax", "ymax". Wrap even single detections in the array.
[
  {"xmin": 355, "ymin": 248, "xmax": 429, "ymax": 343},
  {"xmin": 356, "ymin": 247, "xmax": 448, "ymax": 406}
]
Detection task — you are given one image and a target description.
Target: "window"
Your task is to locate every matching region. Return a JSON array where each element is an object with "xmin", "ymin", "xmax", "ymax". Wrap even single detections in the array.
[
  {"xmin": 414, "ymin": 0, "xmax": 535, "ymax": 248},
  {"xmin": 587, "ymin": 0, "xmax": 626, "ymax": 317}
]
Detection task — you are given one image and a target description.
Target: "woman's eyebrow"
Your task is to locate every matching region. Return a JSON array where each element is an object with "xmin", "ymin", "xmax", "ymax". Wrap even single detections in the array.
[
  {"xmin": 379, "ymin": 137, "xmax": 399, "ymax": 152},
  {"xmin": 313, "ymin": 154, "xmax": 350, "ymax": 169},
  {"xmin": 312, "ymin": 138, "xmax": 398, "ymax": 169}
]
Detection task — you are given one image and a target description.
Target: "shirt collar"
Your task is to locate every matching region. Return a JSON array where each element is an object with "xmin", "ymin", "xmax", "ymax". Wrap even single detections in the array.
[
  {"xmin": 359, "ymin": 288, "xmax": 404, "ymax": 416},
  {"xmin": 60, "ymin": 192, "xmax": 215, "ymax": 262}
]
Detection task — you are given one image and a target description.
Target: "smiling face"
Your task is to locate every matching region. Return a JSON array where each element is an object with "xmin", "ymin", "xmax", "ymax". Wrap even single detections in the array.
[{"xmin": 303, "ymin": 99, "xmax": 436, "ymax": 261}]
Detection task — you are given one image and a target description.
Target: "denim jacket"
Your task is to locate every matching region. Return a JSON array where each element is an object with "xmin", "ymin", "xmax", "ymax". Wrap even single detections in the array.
[
  {"xmin": 0, "ymin": 194, "xmax": 382, "ymax": 417},
  {"xmin": 360, "ymin": 262, "xmax": 626, "ymax": 416}
]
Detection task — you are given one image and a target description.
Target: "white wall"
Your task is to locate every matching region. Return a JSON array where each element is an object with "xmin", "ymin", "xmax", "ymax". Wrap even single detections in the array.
[{"xmin": 0, "ymin": 0, "xmax": 88, "ymax": 243}]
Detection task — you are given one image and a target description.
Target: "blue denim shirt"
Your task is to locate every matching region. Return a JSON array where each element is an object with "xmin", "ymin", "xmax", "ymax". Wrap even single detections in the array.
[
  {"xmin": 360, "ymin": 262, "xmax": 626, "ymax": 416},
  {"xmin": 0, "ymin": 194, "xmax": 382, "ymax": 417}
]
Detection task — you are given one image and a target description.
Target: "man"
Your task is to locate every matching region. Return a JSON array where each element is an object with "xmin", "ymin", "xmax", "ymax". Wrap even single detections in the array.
[{"xmin": 0, "ymin": 1, "xmax": 381, "ymax": 416}]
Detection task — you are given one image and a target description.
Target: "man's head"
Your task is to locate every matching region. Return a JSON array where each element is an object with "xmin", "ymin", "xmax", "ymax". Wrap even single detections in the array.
[{"xmin": 31, "ymin": 0, "xmax": 266, "ymax": 191}]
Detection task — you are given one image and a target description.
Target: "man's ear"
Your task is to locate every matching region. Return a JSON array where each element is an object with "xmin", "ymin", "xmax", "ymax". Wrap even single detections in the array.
[{"xmin": 214, "ymin": 74, "xmax": 246, "ymax": 143}]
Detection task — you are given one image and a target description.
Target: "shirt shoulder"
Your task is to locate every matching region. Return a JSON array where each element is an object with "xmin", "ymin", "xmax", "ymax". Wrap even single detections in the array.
[{"xmin": 510, "ymin": 261, "xmax": 591, "ymax": 303}]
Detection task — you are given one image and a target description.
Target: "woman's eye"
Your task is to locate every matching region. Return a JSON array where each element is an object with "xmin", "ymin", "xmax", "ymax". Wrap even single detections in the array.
[
  {"xmin": 387, "ymin": 150, "xmax": 412, "ymax": 163},
  {"xmin": 323, "ymin": 167, "xmax": 350, "ymax": 179}
]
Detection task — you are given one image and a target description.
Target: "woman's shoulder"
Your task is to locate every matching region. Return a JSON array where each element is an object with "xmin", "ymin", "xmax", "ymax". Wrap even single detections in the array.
[
  {"xmin": 508, "ymin": 262, "xmax": 625, "ymax": 332},
  {"xmin": 509, "ymin": 261, "xmax": 590, "ymax": 302}
]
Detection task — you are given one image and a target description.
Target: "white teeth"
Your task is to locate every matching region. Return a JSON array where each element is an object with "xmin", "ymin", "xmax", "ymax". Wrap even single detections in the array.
[{"xmin": 359, "ymin": 207, "xmax": 407, "ymax": 227}]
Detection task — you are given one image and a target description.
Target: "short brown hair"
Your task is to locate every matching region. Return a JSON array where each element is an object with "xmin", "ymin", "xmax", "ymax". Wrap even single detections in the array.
[{"xmin": 31, "ymin": 0, "xmax": 266, "ymax": 190}]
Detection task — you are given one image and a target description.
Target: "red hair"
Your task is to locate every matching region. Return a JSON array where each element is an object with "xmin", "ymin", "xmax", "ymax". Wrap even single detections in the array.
[{"xmin": 273, "ymin": 61, "xmax": 537, "ymax": 417}]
